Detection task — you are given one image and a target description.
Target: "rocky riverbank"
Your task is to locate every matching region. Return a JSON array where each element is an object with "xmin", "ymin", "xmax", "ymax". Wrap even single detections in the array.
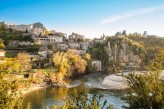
[
  {"xmin": 20, "ymin": 70, "xmax": 164, "ymax": 96},
  {"xmin": 102, "ymin": 74, "xmax": 128, "ymax": 90},
  {"xmin": 101, "ymin": 70, "xmax": 164, "ymax": 90},
  {"xmin": 19, "ymin": 82, "xmax": 50, "ymax": 96}
]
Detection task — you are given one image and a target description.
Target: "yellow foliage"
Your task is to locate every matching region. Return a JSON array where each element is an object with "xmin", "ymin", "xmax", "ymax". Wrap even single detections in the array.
[
  {"xmin": 84, "ymin": 53, "xmax": 91, "ymax": 60},
  {"xmin": 16, "ymin": 52, "xmax": 31, "ymax": 72},
  {"xmin": 52, "ymin": 49, "xmax": 87, "ymax": 78}
]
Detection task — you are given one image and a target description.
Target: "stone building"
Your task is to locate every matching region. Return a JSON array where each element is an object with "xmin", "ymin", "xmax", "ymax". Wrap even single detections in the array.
[
  {"xmin": 7, "ymin": 24, "xmax": 33, "ymax": 32},
  {"xmin": 47, "ymin": 35, "xmax": 64, "ymax": 43},
  {"xmin": 0, "ymin": 22, "xmax": 7, "ymax": 28},
  {"xmin": 54, "ymin": 32, "xmax": 67, "ymax": 38},
  {"xmin": 32, "ymin": 28, "xmax": 45, "ymax": 36},
  {"xmin": 91, "ymin": 59, "xmax": 102, "ymax": 71},
  {"xmin": 0, "ymin": 49, "xmax": 6, "ymax": 64},
  {"xmin": 69, "ymin": 43, "xmax": 80, "ymax": 49},
  {"xmin": 57, "ymin": 43, "xmax": 68, "ymax": 50},
  {"xmin": 35, "ymin": 34, "xmax": 64, "ymax": 45},
  {"xmin": 6, "ymin": 22, "xmax": 45, "ymax": 36},
  {"xmin": 68, "ymin": 32, "xmax": 85, "ymax": 42},
  {"xmin": 93, "ymin": 35, "xmax": 106, "ymax": 43},
  {"xmin": 50, "ymin": 30, "xmax": 56, "ymax": 34},
  {"xmin": 76, "ymin": 49, "xmax": 86, "ymax": 55},
  {"xmin": 143, "ymin": 31, "xmax": 148, "ymax": 37},
  {"xmin": 80, "ymin": 42, "xmax": 89, "ymax": 50},
  {"xmin": 34, "ymin": 37, "xmax": 48, "ymax": 45},
  {"xmin": 0, "ymin": 49, "xmax": 5, "ymax": 57},
  {"xmin": 18, "ymin": 41, "xmax": 34, "ymax": 46},
  {"xmin": 32, "ymin": 22, "xmax": 45, "ymax": 36}
]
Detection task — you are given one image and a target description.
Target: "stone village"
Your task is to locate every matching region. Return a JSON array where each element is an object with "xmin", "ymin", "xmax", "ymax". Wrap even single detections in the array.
[{"xmin": 0, "ymin": 21, "xmax": 144, "ymax": 71}]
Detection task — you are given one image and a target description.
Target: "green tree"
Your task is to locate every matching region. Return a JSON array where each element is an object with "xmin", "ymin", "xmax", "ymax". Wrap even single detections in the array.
[
  {"xmin": 0, "ymin": 39, "xmax": 5, "ymax": 49},
  {"xmin": 0, "ymin": 22, "xmax": 6, "ymax": 30},
  {"xmin": 48, "ymin": 93, "xmax": 114, "ymax": 109},
  {"xmin": 122, "ymin": 52, "xmax": 164, "ymax": 109},
  {"xmin": 0, "ymin": 79, "xmax": 23, "ymax": 109}
]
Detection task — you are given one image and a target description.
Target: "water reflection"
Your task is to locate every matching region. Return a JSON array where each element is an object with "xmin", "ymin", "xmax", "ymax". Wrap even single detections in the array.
[
  {"xmin": 23, "ymin": 84, "xmax": 89, "ymax": 109},
  {"xmin": 23, "ymin": 73, "xmax": 126, "ymax": 109}
]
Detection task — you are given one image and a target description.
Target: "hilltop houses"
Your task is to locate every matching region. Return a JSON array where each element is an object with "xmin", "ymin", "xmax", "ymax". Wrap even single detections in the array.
[
  {"xmin": 68, "ymin": 32, "xmax": 85, "ymax": 42},
  {"xmin": 93, "ymin": 34, "xmax": 106, "ymax": 43},
  {"xmin": 34, "ymin": 34, "xmax": 65, "ymax": 45},
  {"xmin": 3, "ymin": 21, "xmax": 144, "ymax": 70},
  {"xmin": 7, "ymin": 24, "xmax": 33, "ymax": 32},
  {"xmin": 4, "ymin": 22, "xmax": 46, "ymax": 36},
  {"xmin": 57, "ymin": 43, "xmax": 68, "ymax": 50}
]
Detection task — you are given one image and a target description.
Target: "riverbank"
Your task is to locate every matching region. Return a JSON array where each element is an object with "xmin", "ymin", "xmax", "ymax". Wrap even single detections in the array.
[
  {"xmin": 20, "ymin": 70, "xmax": 164, "ymax": 96},
  {"xmin": 102, "ymin": 70, "xmax": 164, "ymax": 90},
  {"xmin": 20, "ymin": 82, "xmax": 50, "ymax": 96},
  {"xmin": 22, "ymin": 72, "xmax": 126, "ymax": 109}
]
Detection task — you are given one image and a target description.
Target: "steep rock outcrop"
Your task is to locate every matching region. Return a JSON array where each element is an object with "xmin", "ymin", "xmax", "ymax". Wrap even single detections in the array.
[{"xmin": 107, "ymin": 35, "xmax": 143, "ymax": 68}]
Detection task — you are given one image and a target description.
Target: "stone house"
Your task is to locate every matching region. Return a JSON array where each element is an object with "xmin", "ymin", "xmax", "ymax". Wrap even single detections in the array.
[
  {"xmin": 69, "ymin": 43, "xmax": 80, "ymax": 49},
  {"xmin": 6, "ymin": 22, "xmax": 45, "ymax": 36},
  {"xmin": 34, "ymin": 37, "xmax": 48, "ymax": 45},
  {"xmin": 0, "ymin": 49, "xmax": 5, "ymax": 57},
  {"xmin": 32, "ymin": 28, "xmax": 45, "ymax": 36},
  {"xmin": 57, "ymin": 43, "xmax": 68, "ymax": 50},
  {"xmin": 75, "ymin": 49, "xmax": 86, "ymax": 55},
  {"xmin": 32, "ymin": 57, "xmax": 51, "ymax": 68},
  {"xmin": 80, "ymin": 42, "xmax": 89, "ymax": 50},
  {"xmin": 54, "ymin": 32, "xmax": 67, "ymax": 38},
  {"xmin": 68, "ymin": 32, "xmax": 85, "ymax": 42},
  {"xmin": 7, "ymin": 24, "xmax": 33, "ymax": 32},
  {"xmin": 50, "ymin": 30, "xmax": 56, "ymax": 34},
  {"xmin": 91, "ymin": 59, "xmax": 102, "ymax": 71},
  {"xmin": 0, "ymin": 49, "xmax": 6, "ymax": 64},
  {"xmin": 19, "ymin": 41, "xmax": 34, "ymax": 46},
  {"xmin": 35, "ymin": 33, "xmax": 65, "ymax": 45},
  {"xmin": 47, "ymin": 35, "xmax": 64, "ymax": 43},
  {"xmin": 93, "ymin": 35, "xmax": 105, "ymax": 43}
]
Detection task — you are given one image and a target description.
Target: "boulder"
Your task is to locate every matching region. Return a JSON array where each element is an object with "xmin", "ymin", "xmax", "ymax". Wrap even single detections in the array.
[{"xmin": 101, "ymin": 74, "xmax": 129, "ymax": 90}]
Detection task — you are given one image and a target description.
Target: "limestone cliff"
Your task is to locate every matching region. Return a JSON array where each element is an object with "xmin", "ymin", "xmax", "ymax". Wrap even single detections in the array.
[{"xmin": 107, "ymin": 35, "xmax": 144, "ymax": 69}]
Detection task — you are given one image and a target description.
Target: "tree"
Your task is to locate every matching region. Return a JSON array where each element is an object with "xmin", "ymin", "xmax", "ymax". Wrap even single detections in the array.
[
  {"xmin": 52, "ymin": 49, "xmax": 87, "ymax": 79},
  {"xmin": 47, "ymin": 93, "xmax": 114, "ymax": 109},
  {"xmin": 25, "ymin": 29, "xmax": 28, "ymax": 33},
  {"xmin": 0, "ymin": 22, "xmax": 6, "ymax": 30},
  {"xmin": 0, "ymin": 78, "xmax": 23, "ymax": 109},
  {"xmin": 84, "ymin": 53, "xmax": 91, "ymax": 61},
  {"xmin": 0, "ymin": 58, "xmax": 20, "ymax": 75},
  {"xmin": 122, "ymin": 30, "xmax": 127, "ymax": 36},
  {"xmin": 0, "ymin": 39, "xmax": 5, "ymax": 49},
  {"xmin": 16, "ymin": 53, "xmax": 32, "ymax": 73},
  {"xmin": 0, "ymin": 43, "xmax": 5, "ymax": 49},
  {"xmin": 122, "ymin": 52, "xmax": 164, "ymax": 109}
]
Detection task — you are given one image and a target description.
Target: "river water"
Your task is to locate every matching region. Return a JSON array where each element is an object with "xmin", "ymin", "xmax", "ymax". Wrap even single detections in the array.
[{"xmin": 23, "ymin": 72, "xmax": 127, "ymax": 109}]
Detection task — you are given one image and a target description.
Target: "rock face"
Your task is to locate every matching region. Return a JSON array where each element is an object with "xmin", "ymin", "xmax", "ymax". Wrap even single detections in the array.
[
  {"xmin": 107, "ymin": 36, "xmax": 142, "ymax": 68},
  {"xmin": 101, "ymin": 74, "xmax": 129, "ymax": 90}
]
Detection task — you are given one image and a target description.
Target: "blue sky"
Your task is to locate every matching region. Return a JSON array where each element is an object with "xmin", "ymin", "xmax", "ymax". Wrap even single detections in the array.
[{"xmin": 1, "ymin": 0, "xmax": 164, "ymax": 38}]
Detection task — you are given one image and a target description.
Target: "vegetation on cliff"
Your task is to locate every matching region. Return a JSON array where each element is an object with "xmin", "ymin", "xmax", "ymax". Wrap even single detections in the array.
[{"xmin": 89, "ymin": 34, "xmax": 164, "ymax": 73}]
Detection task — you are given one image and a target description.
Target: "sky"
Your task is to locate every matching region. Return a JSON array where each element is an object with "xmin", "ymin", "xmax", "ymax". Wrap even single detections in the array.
[{"xmin": 0, "ymin": 0, "xmax": 164, "ymax": 38}]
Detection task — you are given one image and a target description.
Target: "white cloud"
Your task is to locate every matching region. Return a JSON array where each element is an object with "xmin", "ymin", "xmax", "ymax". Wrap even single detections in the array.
[{"xmin": 101, "ymin": 5, "xmax": 164, "ymax": 24}]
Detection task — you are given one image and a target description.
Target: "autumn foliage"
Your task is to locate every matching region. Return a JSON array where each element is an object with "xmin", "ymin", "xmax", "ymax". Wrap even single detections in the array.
[{"xmin": 52, "ymin": 49, "xmax": 87, "ymax": 78}]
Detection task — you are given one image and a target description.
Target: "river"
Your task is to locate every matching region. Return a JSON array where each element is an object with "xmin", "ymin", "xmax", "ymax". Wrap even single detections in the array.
[{"xmin": 23, "ymin": 72, "xmax": 127, "ymax": 109}]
